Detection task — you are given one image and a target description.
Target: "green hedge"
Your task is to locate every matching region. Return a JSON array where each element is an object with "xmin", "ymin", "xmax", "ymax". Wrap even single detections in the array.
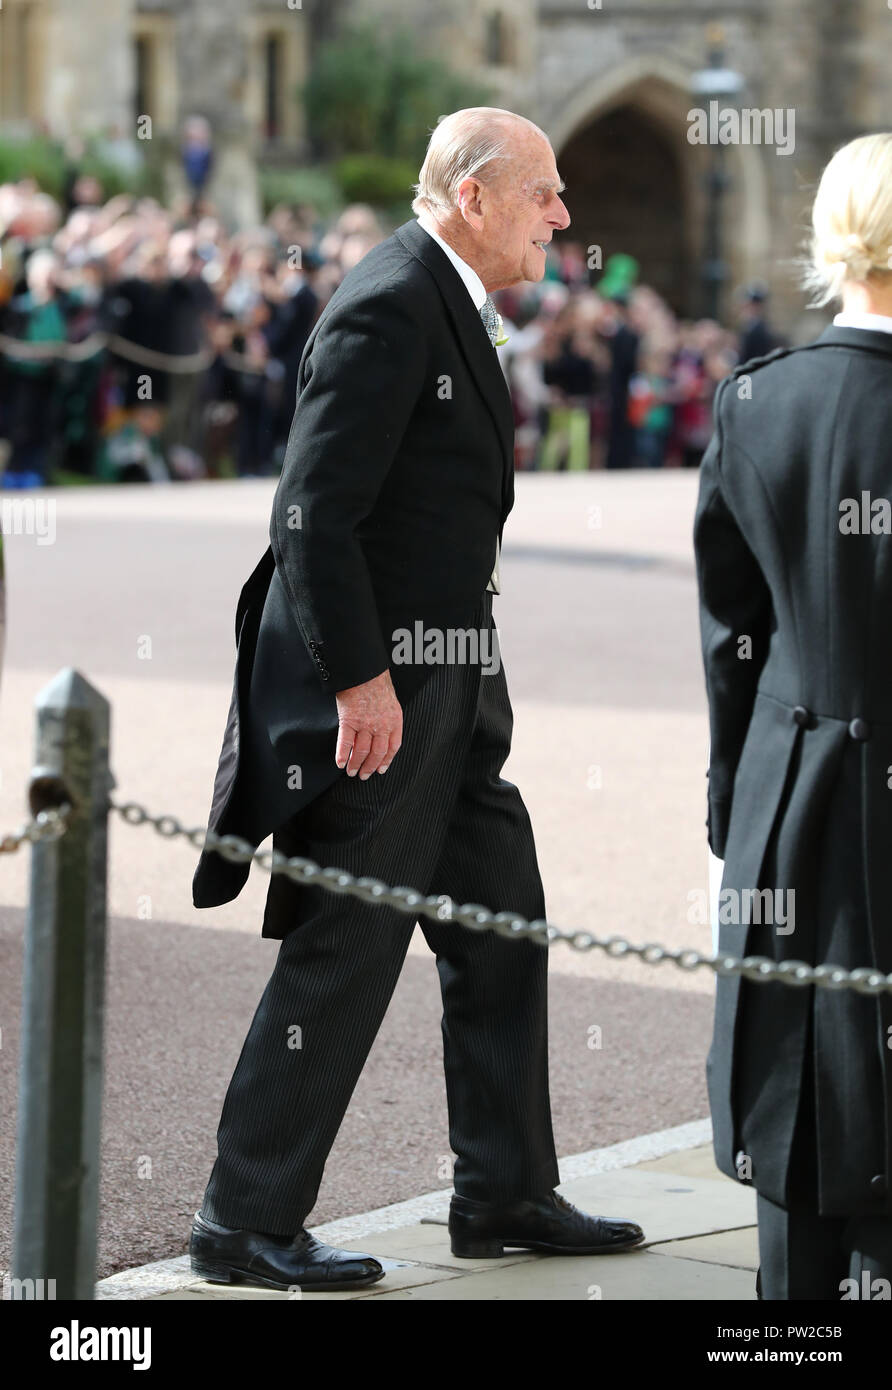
[
  {"xmin": 302, "ymin": 23, "xmax": 491, "ymax": 166},
  {"xmin": 333, "ymin": 154, "xmax": 418, "ymax": 209},
  {"xmin": 0, "ymin": 136, "xmax": 67, "ymax": 194},
  {"xmin": 258, "ymin": 164, "xmax": 344, "ymax": 219},
  {"xmin": 260, "ymin": 157, "xmax": 418, "ymax": 220},
  {"xmin": 0, "ymin": 134, "xmax": 157, "ymax": 201}
]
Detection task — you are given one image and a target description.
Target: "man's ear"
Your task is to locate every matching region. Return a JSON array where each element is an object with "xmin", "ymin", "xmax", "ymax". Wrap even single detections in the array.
[{"xmin": 457, "ymin": 177, "xmax": 485, "ymax": 230}]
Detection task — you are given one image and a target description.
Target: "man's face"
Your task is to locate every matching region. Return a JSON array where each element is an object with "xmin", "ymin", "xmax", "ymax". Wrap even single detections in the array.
[{"xmin": 469, "ymin": 131, "xmax": 570, "ymax": 289}]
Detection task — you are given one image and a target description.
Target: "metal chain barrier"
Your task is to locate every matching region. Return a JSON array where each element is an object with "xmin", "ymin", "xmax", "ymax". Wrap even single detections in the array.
[
  {"xmin": 12, "ymin": 676, "xmax": 889, "ymax": 1300},
  {"xmin": 5, "ymin": 789, "xmax": 892, "ymax": 995},
  {"xmin": 0, "ymin": 804, "xmax": 71, "ymax": 855},
  {"xmin": 86, "ymin": 793, "xmax": 892, "ymax": 999},
  {"xmin": 0, "ymin": 331, "xmax": 270, "ymax": 376}
]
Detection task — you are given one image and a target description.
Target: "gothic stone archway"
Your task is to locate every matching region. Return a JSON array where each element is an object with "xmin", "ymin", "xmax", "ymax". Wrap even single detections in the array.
[{"xmin": 557, "ymin": 103, "xmax": 694, "ymax": 316}]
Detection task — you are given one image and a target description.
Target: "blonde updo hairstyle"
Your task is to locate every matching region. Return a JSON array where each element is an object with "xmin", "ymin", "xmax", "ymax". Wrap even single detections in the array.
[{"xmin": 805, "ymin": 133, "xmax": 892, "ymax": 306}]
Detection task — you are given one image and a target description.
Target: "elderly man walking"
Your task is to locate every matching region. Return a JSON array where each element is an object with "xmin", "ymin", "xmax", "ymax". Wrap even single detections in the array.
[{"xmin": 190, "ymin": 107, "xmax": 645, "ymax": 1291}]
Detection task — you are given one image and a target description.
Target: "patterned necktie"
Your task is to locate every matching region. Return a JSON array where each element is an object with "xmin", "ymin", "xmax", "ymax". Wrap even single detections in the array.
[
  {"xmin": 478, "ymin": 293, "xmax": 502, "ymax": 594},
  {"xmin": 479, "ymin": 295, "xmax": 500, "ymax": 347}
]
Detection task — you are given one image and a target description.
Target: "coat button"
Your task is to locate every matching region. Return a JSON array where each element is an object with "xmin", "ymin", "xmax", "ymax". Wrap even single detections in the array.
[
  {"xmin": 870, "ymin": 1174, "xmax": 887, "ymax": 1197},
  {"xmin": 792, "ymin": 705, "xmax": 811, "ymax": 728},
  {"xmin": 849, "ymin": 718, "xmax": 870, "ymax": 741}
]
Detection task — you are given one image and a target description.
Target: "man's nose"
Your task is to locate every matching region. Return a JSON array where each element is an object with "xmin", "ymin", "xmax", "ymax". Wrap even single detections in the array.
[{"xmin": 550, "ymin": 197, "xmax": 571, "ymax": 230}]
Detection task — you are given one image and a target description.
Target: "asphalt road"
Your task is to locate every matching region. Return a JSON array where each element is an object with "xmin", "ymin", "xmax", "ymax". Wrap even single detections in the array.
[{"xmin": 0, "ymin": 471, "xmax": 715, "ymax": 1278}]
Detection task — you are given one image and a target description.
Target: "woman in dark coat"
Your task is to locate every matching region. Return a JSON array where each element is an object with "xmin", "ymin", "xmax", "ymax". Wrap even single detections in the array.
[{"xmin": 694, "ymin": 132, "xmax": 892, "ymax": 1300}]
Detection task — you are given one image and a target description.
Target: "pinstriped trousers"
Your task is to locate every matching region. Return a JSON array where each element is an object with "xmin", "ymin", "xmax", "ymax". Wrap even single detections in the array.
[{"xmin": 201, "ymin": 590, "xmax": 561, "ymax": 1234}]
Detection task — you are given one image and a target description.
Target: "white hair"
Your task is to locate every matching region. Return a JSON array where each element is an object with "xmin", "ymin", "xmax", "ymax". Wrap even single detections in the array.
[
  {"xmin": 412, "ymin": 107, "xmax": 549, "ymax": 219},
  {"xmin": 803, "ymin": 132, "xmax": 892, "ymax": 306}
]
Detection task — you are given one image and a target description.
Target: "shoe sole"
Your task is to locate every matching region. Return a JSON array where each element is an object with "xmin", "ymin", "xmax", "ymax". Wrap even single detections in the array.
[
  {"xmin": 450, "ymin": 1233, "xmax": 647, "ymax": 1259},
  {"xmin": 190, "ymin": 1258, "xmax": 386, "ymax": 1292}
]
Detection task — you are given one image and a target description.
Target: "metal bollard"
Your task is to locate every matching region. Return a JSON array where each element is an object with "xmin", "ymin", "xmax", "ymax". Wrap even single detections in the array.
[{"xmin": 12, "ymin": 669, "xmax": 111, "ymax": 1301}]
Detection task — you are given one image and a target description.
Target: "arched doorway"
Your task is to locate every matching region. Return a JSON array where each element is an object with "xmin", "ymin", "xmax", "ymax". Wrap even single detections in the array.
[{"xmin": 557, "ymin": 104, "xmax": 693, "ymax": 315}]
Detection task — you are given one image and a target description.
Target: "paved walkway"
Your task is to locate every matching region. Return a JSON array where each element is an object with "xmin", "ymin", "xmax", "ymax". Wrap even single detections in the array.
[
  {"xmin": 2, "ymin": 472, "xmax": 723, "ymax": 1280},
  {"xmin": 1, "ymin": 475, "xmax": 728, "ymax": 1278},
  {"xmin": 96, "ymin": 1132, "xmax": 758, "ymax": 1301}
]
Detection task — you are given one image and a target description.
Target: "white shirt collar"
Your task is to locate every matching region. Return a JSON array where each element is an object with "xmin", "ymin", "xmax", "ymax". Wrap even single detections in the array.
[
  {"xmin": 416, "ymin": 213, "xmax": 487, "ymax": 312},
  {"xmin": 833, "ymin": 310, "xmax": 892, "ymax": 336}
]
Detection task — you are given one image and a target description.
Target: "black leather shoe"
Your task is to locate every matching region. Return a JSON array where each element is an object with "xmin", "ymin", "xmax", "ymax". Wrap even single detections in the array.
[
  {"xmin": 449, "ymin": 1190, "xmax": 645, "ymax": 1258},
  {"xmin": 190, "ymin": 1212, "xmax": 385, "ymax": 1291}
]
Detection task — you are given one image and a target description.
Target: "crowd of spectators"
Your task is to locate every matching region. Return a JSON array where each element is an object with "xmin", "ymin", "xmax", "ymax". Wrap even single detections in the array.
[{"xmin": 0, "ymin": 175, "xmax": 781, "ymax": 486}]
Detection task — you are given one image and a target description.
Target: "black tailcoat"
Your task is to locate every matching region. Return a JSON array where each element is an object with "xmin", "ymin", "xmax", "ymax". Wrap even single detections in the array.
[
  {"xmin": 694, "ymin": 324, "xmax": 892, "ymax": 1214},
  {"xmin": 192, "ymin": 219, "xmax": 514, "ymax": 924}
]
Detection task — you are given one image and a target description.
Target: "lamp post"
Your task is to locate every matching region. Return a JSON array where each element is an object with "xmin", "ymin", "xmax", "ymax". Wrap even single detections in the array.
[{"xmin": 690, "ymin": 26, "xmax": 744, "ymax": 323}]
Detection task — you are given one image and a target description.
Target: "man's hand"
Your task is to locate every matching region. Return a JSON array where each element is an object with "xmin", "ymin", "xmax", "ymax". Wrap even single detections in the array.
[{"xmin": 334, "ymin": 669, "xmax": 403, "ymax": 779}]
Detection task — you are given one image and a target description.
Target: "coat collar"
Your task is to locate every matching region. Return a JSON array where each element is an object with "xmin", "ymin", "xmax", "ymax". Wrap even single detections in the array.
[
  {"xmin": 812, "ymin": 324, "xmax": 892, "ymax": 360},
  {"xmin": 394, "ymin": 218, "xmax": 514, "ymax": 519}
]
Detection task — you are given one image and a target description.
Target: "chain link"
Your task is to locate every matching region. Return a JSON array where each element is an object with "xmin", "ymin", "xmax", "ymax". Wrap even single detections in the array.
[
  {"xmin": 4, "ymin": 789, "xmax": 891, "ymax": 996},
  {"xmin": 0, "ymin": 804, "xmax": 71, "ymax": 855},
  {"xmin": 100, "ymin": 796, "xmax": 892, "ymax": 998}
]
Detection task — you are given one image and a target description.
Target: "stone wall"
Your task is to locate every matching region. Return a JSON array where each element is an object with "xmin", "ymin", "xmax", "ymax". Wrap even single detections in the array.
[
  {"xmin": 343, "ymin": 0, "xmax": 891, "ymax": 330},
  {"xmin": 40, "ymin": 0, "xmax": 135, "ymax": 138},
  {"xmin": 7, "ymin": 0, "xmax": 890, "ymax": 306}
]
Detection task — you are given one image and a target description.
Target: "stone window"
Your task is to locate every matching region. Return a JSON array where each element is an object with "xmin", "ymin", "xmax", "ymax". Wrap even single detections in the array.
[
  {"xmin": 0, "ymin": 0, "xmax": 37, "ymax": 124},
  {"xmin": 484, "ymin": 11, "xmax": 515, "ymax": 67}
]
